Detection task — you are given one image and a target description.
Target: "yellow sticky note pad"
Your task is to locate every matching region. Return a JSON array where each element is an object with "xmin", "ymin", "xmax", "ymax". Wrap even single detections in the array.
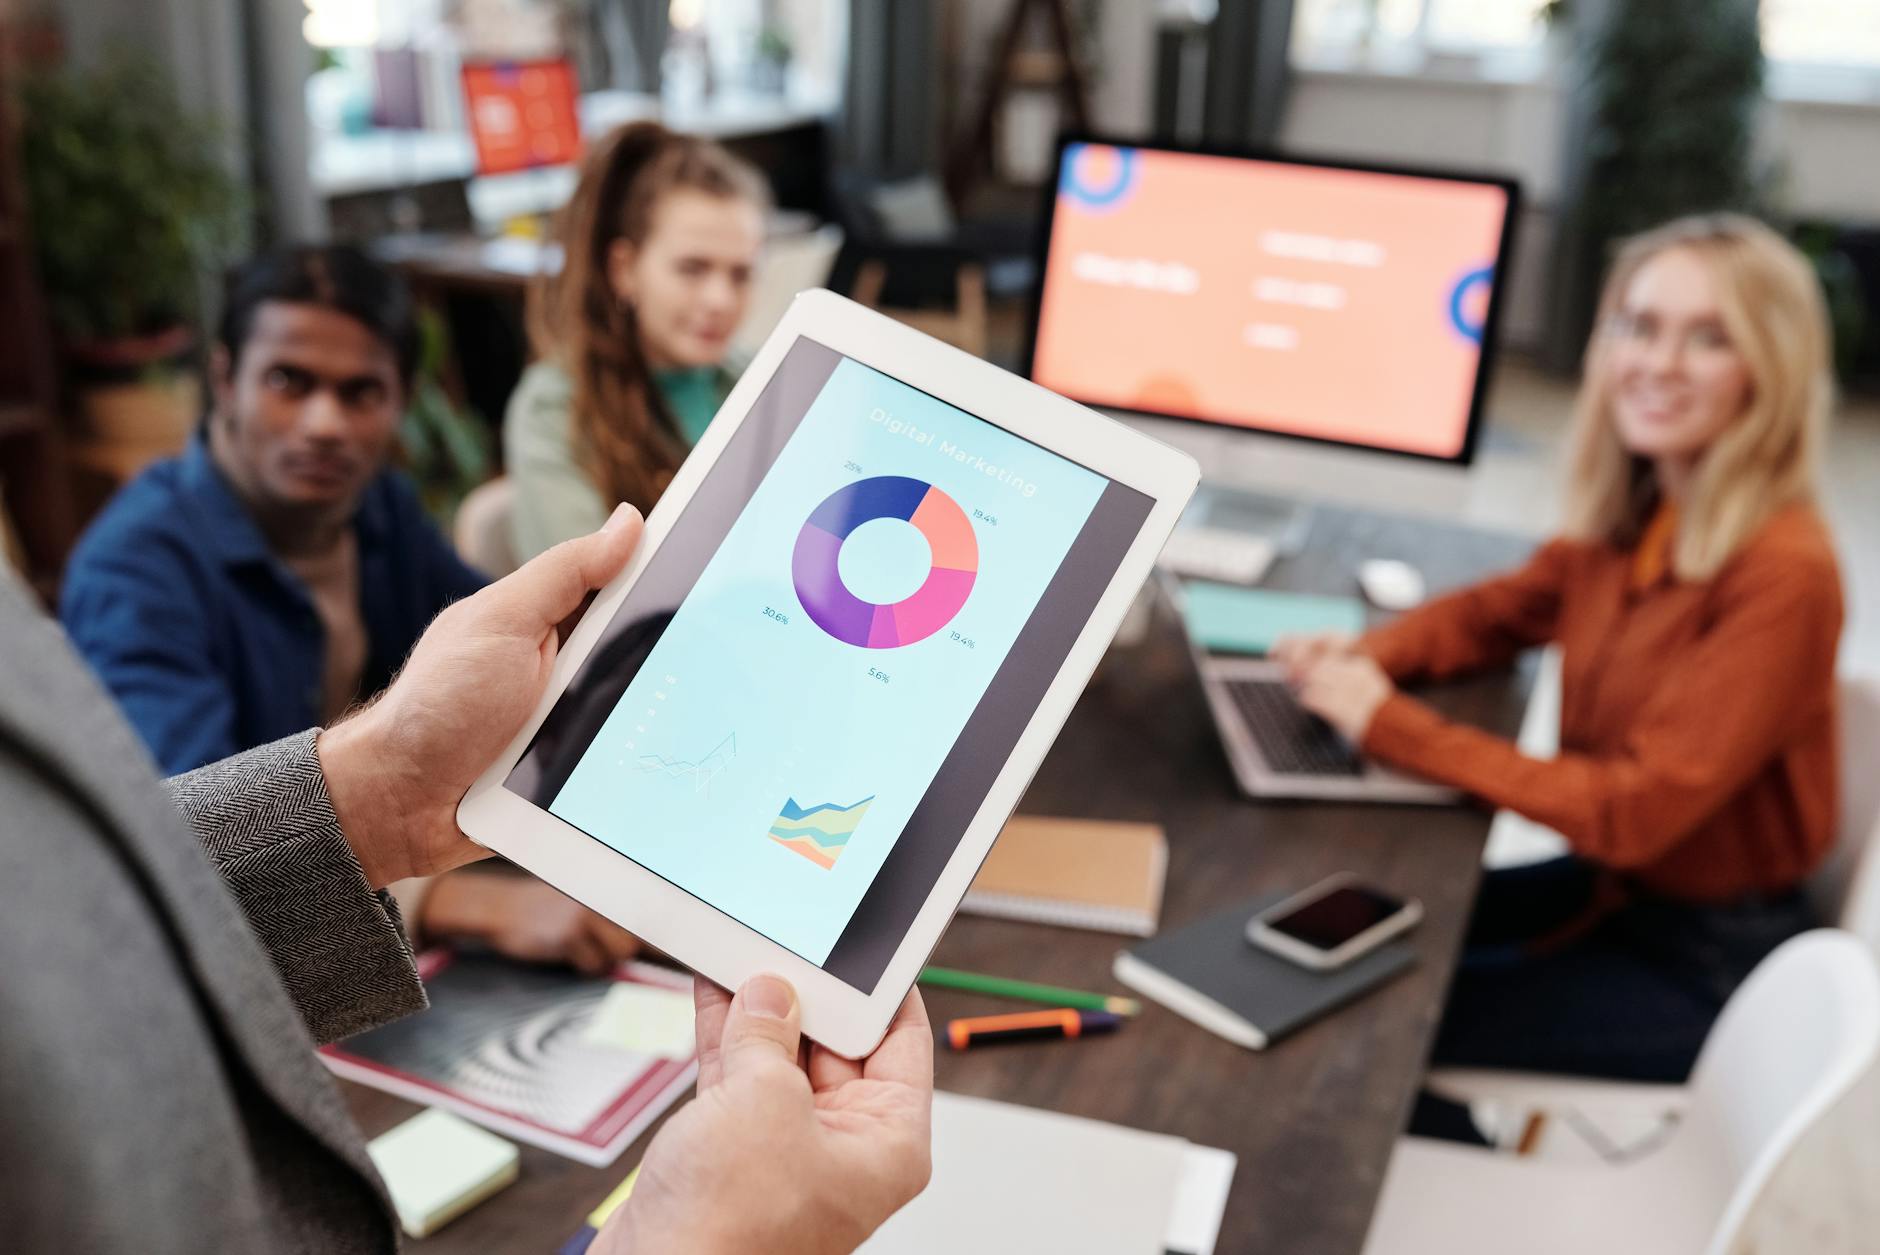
[
  {"xmin": 584, "ymin": 982, "xmax": 696, "ymax": 1059},
  {"xmin": 367, "ymin": 1108, "xmax": 519, "ymax": 1237},
  {"xmin": 589, "ymin": 1165, "xmax": 642, "ymax": 1229}
]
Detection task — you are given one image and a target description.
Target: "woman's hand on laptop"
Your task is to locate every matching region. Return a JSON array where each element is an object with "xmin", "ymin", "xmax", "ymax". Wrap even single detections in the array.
[
  {"xmin": 1271, "ymin": 629, "xmax": 1356, "ymax": 683},
  {"xmin": 1294, "ymin": 652, "xmax": 1395, "ymax": 743},
  {"xmin": 600, "ymin": 975, "xmax": 934, "ymax": 1255},
  {"xmin": 318, "ymin": 505, "xmax": 644, "ymax": 889}
]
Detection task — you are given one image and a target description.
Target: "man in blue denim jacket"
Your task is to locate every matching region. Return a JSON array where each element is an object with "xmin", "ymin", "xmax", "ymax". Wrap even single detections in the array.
[
  {"xmin": 62, "ymin": 245, "xmax": 483, "ymax": 769},
  {"xmin": 60, "ymin": 244, "xmax": 642, "ymax": 971}
]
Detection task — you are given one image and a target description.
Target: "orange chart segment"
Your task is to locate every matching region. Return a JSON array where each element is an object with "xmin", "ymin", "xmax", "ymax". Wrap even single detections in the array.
[{"xmin": 911, "ymin": 487, "xmax": 979, "ymax": 572}]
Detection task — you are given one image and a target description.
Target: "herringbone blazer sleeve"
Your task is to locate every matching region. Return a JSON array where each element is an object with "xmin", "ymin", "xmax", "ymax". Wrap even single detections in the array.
[{"xmin": 164, "ymin": 729, "xmax": 428, "ymax": 1044}]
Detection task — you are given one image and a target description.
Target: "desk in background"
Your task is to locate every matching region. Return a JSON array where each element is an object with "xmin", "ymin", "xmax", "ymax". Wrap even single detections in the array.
[
  {"xmin": 323, "ymin": 94, "xmax": 832, "ymax": 240},
  {"xmin": 340, "ymin": 503, "xmax": 1536, "ymax": 1253}
]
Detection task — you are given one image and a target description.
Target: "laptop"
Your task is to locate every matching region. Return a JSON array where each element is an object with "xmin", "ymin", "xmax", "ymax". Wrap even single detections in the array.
[
  {"xmin": 1166, "ymin": 583, "xmax": 1461, "ymax": 803},
  {"xmin": 1191, "ymin": 652, "xmax": 1462, "ymax": 804}
]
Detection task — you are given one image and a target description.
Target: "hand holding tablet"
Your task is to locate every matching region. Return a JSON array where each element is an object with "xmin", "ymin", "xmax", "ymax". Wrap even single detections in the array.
[
  {"xmin": 458, "ymin": 291, "xmax": 1199, "ymax": 1056},
  {"xmin": 318, "ymin": 505, "xmax": 646, "ymax": 888}
]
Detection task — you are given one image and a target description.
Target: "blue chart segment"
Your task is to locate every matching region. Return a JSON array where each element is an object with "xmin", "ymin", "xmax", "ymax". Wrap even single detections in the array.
[
  {"xmin": 768, "ymin": 796, "xmax": 876, "ymax": 869},
  {"xmin": 791, "ymin": 475, "xmax": 979, "ymax": 649}
]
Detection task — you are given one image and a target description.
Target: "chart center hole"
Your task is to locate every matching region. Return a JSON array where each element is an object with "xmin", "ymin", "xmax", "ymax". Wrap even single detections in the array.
[{"xmin": 837, "ymin": 517, "xmax": 933, "ymax": 605}]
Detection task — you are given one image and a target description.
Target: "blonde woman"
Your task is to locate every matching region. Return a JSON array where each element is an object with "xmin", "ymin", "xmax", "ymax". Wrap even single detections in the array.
[
  {"xmin": 1278, "ymin": 214, "xmax": 1842, "ymax": 1089},
  {"xmin": 505, "ymin": 123, "xmax": 769, "ymax": 561}
]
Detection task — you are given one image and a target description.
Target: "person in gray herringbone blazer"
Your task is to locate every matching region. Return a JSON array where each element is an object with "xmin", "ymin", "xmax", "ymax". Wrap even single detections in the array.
[
  {"xmin": 0, "ymin": 509, "xmax": 931, "ymax": 1254},
  {"xmin": 0, "ymin": 572, "xmax": 418, "ymax": 1253}
]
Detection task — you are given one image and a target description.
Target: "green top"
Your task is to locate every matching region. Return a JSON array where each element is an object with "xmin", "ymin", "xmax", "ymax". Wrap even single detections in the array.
[
  {"xmin": 655, "ymin": 366, "xmax": 722, "ymax": 448},
  {"xmin": 502, "ymin": 360, "xmax": 738, "ymax": 564}
]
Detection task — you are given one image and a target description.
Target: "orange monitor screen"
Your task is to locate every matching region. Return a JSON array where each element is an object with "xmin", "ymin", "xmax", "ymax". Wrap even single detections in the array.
[
  {"xmin": 1030, "ymin": 142, "xmax": 1515, "ymax": 462},
  {"xmin": 461, "ymin": 60, "xmax": 582, "ymax": 176}
]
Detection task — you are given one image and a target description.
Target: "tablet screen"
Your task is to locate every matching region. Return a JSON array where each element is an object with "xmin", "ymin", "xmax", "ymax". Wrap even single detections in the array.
[{"xmin": 506, "ymin": 338, "xmax": 1152, "ymax": 991}]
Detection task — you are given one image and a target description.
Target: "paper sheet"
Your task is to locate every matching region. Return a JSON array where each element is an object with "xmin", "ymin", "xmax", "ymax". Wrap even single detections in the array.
[
  {"xmin": 582, "ymin": 982, "xmax": 697, "ymax": 1059},
  {"xmin": 1167, "ymin": 1145, "xmax": 1238, "ymax": 1255},
  {"xmin": 859, "ymin": 1092, "xmax": 1193, "ymax": 1254}
]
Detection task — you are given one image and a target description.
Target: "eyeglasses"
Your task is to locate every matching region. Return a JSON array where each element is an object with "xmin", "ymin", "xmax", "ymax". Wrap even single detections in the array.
[{"xmin": 1602, "ymin": 311, "xmax": 1736, "ymax": 358}]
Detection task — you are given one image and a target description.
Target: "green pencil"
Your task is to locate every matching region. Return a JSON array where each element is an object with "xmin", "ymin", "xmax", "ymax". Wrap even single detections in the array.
[{"xmin": 918, "ymin": 966, "xmax": 1141, "ymax": 1016}]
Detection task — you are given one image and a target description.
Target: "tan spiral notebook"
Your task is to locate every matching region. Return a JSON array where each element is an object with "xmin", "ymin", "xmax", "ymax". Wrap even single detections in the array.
[{"xmin": 961, "ymin": 816, "xmax": 1168, "ymax": 936}]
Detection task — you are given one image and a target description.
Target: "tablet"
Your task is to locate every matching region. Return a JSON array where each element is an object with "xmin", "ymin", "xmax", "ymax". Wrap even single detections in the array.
[{"xmin": 459, "ymin": 290, "xmax": 1198, "ymax": 1056}]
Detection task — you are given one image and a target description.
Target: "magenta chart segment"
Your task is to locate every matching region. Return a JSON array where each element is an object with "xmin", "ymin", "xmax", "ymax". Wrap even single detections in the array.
[{"xmin": 792, "ymin": 475, "xmax": 979, "ymax": 649}]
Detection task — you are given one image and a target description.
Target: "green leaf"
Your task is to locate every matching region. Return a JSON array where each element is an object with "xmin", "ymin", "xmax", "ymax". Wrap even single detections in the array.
[{"xmin": 20, "ymin": 48, "xmax": 248, "ymax": 344}]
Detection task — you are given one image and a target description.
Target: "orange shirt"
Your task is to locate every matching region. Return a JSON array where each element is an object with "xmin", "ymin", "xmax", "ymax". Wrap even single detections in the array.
[{"xmin": 1359, "ymin": 504, "xmax": 1843, "ymax": 904}]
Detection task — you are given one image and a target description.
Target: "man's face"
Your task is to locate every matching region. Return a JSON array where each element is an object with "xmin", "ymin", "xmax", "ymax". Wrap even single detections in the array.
[{"xmin": 210, "ymin": 301, "xmax": 405, "ymax": 514}]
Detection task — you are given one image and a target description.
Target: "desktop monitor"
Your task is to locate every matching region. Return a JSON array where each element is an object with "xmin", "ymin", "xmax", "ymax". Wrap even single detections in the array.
[
  {"xmin": 459, "ymin": 59, "xmax": 585, "ymax": 227},
  {"xmin": 1027, "ymin": 136, "xmax": 1519, "ymax": 516},
  {"xmin": 461, "ymin": 59, "xmax": 583, "ymax": 176}
]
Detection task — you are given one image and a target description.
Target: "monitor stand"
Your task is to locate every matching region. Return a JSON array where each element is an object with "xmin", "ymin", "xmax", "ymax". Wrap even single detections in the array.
[{"xmin": 1185, "ymin": 481, "xmax": 1313, "ymax": 556}]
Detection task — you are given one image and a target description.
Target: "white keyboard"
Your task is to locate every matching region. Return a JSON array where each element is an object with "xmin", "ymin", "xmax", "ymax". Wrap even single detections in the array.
[{"xmin": 1157, "ymin": 527, "xmax": 1277, "ymax": 585}]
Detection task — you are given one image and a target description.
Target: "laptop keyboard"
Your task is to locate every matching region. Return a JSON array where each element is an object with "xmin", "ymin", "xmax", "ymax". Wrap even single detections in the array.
[{"xmin": 1225, "ymin": 679, "xmax": 1365, "ymax": 776}]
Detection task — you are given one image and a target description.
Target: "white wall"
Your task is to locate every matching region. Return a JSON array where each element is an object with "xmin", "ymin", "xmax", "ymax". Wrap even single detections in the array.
[{"xmin": 1764, "ymin": 97, "xmax": 1880, "ymax": 222}]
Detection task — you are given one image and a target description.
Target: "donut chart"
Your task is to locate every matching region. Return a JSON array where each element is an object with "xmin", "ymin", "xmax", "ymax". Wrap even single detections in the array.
[{"xmin": 792, "ymin": 476, "xmax": 978, "ymax": 649}]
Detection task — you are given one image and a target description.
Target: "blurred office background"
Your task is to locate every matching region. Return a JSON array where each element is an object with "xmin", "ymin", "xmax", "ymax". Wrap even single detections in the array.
[
  {"xmin": 3, "ymin": 3, "xmax": 1880, "ymax": 1248},
  {"xmin": 3, "ymin": 2, "xmax": 1877, "ymax": 606}
]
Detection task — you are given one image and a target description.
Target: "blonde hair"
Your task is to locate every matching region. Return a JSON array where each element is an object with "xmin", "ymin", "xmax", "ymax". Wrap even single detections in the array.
[{"xmin": 1561, "ymin": 213, "xmax": 1833, "ymax": 580}]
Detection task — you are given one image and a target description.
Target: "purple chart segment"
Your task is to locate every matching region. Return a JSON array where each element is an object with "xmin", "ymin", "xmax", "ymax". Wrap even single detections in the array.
[{"xmin": 791, "ymin": 523, "xmax": 876, "ymax": 645}]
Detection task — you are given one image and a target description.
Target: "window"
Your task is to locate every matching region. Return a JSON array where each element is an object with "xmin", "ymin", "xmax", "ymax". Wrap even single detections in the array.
[
  {"xmin": 1763, "ymin": 0, "xmax": 1880, "ymax": 67},
  {"xmin": 671, "ymin": 0, "xmax": 846, "ymax": 109},
  {"xmin": 1423, "ymin": 0, "xmax": 1549, "ymax": 51},
  {"xmin": 1291, "ymin": 0, "xmax": 1551, "ymax": 69},
  {"xmin": 1295, "ymin": 0, "xmax": 1880, "ymax": 93}
]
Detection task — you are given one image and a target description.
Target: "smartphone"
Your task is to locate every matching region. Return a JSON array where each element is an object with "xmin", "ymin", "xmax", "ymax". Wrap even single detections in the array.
[{"xmin": 1245, "ymin": 874, "xmax": 1422, "ymax": 970}]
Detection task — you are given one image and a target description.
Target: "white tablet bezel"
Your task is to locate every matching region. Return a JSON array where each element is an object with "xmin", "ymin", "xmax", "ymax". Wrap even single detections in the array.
[{"xmin": 458, "ymin": 289, "xmax": 1198, "ymax": 1057}]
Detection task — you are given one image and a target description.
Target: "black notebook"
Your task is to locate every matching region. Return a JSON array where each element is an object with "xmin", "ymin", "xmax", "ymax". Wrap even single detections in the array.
[{"xmin": 1112, "ymin": 892, "xmax": 1416, "ymax": 1050}]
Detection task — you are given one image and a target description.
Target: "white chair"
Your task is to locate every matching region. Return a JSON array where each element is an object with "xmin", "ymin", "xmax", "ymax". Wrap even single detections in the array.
[
  {"xmin": 1808, "ymin": 675, "xmax": 1880, "ymax": 953},
  {"xmin": 1481, "ymin": 644, "xmax": 1571, "ymax": 870},
  {"xmin": 1432, "ymin": 674, "xmax": 1880, "ymax": 1127},
  {"xmin": 728, "ymin": 224, "xmax": 845, "ymax": 362},
  {"xmin": 1362, "ymin": 930, "xmax": 1880, "ymax": 1255},
  {"xmin": 453, "ymin": 476, "xmax": 518, "ymax": 579}
]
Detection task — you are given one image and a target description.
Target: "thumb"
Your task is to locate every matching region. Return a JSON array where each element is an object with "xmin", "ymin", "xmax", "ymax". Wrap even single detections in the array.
[
  {"xmin": 717, "ymin": 973, "xmax": 803, "ymax": 1080},
  {"xmin": 483, "ymin": 503, "xmax": 643, "ymax": 636}
]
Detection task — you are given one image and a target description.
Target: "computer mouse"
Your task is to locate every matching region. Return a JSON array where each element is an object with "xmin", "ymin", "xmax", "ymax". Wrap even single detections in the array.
[{"xmin": 1358, "ymin": 559, "xmax": 1426, "ymax": 611}]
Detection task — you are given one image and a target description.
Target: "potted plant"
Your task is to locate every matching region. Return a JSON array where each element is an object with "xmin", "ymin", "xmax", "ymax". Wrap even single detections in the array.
[
  {"xmin": 1545, "ymin": 0, "xmax": 1763, "ymax": 368},
  {"xmin": 399, "ymin": 308, "xmax": 495, "ymax": 530},
  {"xmin": 751, "ymin": 26, "xmax": 793, "ymax": 96},
  {"xmin": 20, "ymin": 51, "xmax": 244, "ymax": 471}
]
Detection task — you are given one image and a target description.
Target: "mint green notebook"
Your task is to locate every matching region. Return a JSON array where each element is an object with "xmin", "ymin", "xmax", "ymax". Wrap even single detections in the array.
[{"xmin": 1178, "ymin": 582, "xmax": 1366, "ymax": 656}]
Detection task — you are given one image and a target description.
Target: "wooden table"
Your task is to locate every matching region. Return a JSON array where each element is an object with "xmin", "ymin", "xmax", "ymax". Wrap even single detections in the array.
[{"xmin": 342, "ymin": 503, "xmax": 1535, "ymax": 1253}]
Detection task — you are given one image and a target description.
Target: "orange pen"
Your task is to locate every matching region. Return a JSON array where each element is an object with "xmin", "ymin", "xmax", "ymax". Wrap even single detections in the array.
[{"xmin": 946, "ymin": 1008, "xmax": 1124, "ymax": 1050}]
